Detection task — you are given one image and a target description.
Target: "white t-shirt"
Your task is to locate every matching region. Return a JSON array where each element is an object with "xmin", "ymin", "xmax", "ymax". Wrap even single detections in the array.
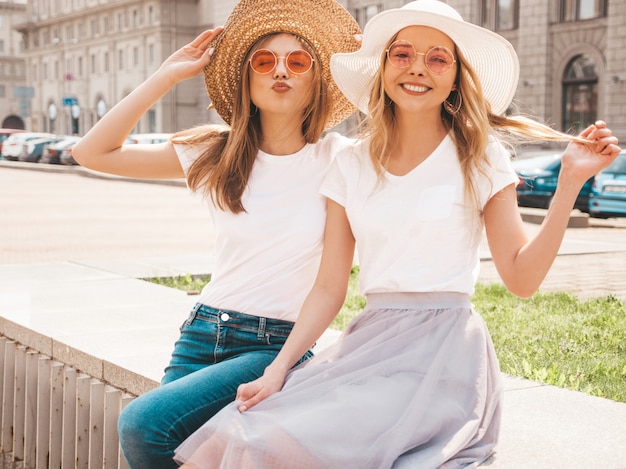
[
  {"xmin": 175, "ymin": 132, "xmax": 353, "ymax": 322},
  {"xmin": 321, "ymin": 134, "xmax": 518, "ymax": 296}
]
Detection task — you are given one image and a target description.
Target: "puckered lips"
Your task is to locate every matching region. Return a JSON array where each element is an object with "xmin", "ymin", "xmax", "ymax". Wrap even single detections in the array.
[{"xmin": 272, "ymin": 81, "xmax": 292, "ymax": 93}]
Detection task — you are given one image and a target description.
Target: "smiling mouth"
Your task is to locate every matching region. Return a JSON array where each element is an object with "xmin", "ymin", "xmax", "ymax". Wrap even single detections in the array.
[{"xmin": 402, "ymin": 84, "xmax": 430, "ymax": 93}]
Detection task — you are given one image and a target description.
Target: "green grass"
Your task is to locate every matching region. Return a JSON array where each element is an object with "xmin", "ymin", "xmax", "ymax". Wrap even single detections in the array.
[{"xmin": 144, "ymin": 268, "xmax": 626, "ymax": 403}]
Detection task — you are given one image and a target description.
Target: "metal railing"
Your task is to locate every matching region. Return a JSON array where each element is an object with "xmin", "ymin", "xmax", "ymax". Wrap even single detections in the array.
[{"xmin": 0, "ymin": 337, "xmax": 135, "ymax": 469}]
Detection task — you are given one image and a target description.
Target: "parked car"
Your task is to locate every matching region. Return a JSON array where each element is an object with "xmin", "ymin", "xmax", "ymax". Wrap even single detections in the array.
[
  {"xmin": 1, "ymin": 132, "xmax": 55, "ymax": 161},
  {"xmin": 0, "ymin": 128, "xmax": 25, "ymax": 156},
  {"xmin": 588, "ymin": 151, "xmax": 626, "ymax": 218},
  {"xmin": 40, "ymin": 136, "xmax": 81, "ymax": 164},
  {"xmin": 128, "ymin": 133, "xmax": 173, "ymax": 144},
  {"xmin": 59, "ymin": 142, "xmax": 80, "ymax": 165},
  {"xmin": 18, "ymin": 135, "xmax": 66, "ymax": 163},
  {"xmin": 513, "ymin": 153, "xmax": 594, "ymax": 212}
]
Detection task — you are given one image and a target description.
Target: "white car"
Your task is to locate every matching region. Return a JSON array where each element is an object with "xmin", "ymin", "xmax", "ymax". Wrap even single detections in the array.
[{"xmin": 1, "ymin": 132, "xmax": 55, "ymax": 161}]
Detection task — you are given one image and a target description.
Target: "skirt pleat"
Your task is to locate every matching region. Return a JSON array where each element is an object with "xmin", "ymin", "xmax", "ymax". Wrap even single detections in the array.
[{"xmin": 174, "ymin": 292, "xmax": 502, "ymax": 469}]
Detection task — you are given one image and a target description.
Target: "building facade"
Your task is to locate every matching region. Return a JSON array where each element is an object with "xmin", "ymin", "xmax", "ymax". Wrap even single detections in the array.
[
  {"xmin": 7, "ymin": 0, "xmax": 626, "ymax": 141},
  {"xmin": 14, "ymin": 0, "xmax": 228, "ymax": 135},
  {"xmin": 0, "ymin": 0, "xmax": 27, "ymax": 129}
]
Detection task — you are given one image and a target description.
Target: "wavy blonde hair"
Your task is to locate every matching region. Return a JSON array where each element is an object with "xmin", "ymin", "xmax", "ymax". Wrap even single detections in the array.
[
  {"xmin": 363, "ymin": 33, "xmax": 586, "ymax": 214},
  {"xmin": 171, "ymin": 33, "xmax": 330, "ymax": 213}
]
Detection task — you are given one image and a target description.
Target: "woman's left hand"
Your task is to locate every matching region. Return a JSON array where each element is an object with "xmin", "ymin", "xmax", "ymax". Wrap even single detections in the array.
[{"xmin": 561, "ymin": 120, "xmax": 621, "ymax": 185}]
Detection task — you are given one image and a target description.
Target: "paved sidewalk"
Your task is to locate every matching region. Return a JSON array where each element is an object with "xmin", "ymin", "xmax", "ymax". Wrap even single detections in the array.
[{"xmin": 1, "ymin": 161, "xmax": 626, "ymax": 468}]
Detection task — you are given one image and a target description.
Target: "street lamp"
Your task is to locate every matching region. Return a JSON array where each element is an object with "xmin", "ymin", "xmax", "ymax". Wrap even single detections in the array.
[{"xmin": 52, "ymin": 36, "xmax": 79, "ymax": 135}]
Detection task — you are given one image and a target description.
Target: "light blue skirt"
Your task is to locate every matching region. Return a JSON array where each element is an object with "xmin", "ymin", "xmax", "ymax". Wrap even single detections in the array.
[{"xmin": 175, "ymin": 292, "xmax": 502, "ymax": 468}]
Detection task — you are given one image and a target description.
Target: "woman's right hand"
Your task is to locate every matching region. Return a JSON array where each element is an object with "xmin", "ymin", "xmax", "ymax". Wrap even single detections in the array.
[
  {"xmin": 158, "ymin": 27, "xmax": 224, "ymax": 86},
  {"xmin": 235, "ymin": 364, "xmax": 289, "ymax": 412}
]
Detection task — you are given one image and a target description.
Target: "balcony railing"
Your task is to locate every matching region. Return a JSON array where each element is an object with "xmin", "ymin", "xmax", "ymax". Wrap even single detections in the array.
[{"xmin": 0, "ymin": 337, "xmax": 134, "ymax": 469}]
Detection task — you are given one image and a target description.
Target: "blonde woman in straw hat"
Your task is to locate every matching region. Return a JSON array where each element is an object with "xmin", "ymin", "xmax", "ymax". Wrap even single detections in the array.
[
  {"xmin": 174, "ymin": 1, "xmax": 620, "ymax": 467},
  {"xmin": 72, "ymin": 0, "xmax": 360, "ymax": 467}
]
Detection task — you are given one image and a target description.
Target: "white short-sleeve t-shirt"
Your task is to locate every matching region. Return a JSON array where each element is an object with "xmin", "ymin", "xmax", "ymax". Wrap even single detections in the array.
[
  {"xmin": 321, "ymin": 134, "xmax": 518, "ymax": 296},
  {"xmin": 175, "ymin": 132, "xmax": 354, "ymax": 322}
]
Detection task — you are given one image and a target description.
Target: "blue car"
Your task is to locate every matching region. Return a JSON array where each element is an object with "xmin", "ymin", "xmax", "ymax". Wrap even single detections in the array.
[
  {"xmin": 514, "ymin": 153, "xmax": 593, "ymax": 213},
  {"xmin": 588, "ymin": 151, "xmax": 626, "ymax": 218}
]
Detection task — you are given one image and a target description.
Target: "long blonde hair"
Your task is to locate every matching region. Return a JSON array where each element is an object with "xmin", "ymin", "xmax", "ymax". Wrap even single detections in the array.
[
  {"xmin": 171, "ymin": 33, "xmax": 329, "ymax": 213},
  {"xmin": 364, "ymin": 34, "xmax": 586, "ymax": 213}
]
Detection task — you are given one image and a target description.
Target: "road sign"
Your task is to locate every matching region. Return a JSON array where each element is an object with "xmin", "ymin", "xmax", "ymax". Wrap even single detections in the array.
[{"xmin": 62, "ymin": 97, "xmax": 78, "ymax": 107}]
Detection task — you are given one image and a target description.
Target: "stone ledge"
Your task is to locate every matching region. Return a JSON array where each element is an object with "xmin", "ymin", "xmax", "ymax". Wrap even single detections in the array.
[{"xmin": 519, "ymin": 207, "xmax": 589, "ymax": 228}]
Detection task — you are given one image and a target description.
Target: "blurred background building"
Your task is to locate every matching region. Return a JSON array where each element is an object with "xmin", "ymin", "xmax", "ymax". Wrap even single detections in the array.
[
  {"xmin": 0, "ymin": 0, "xmax": 27, "ymax": 129},
  {"xmin": 2, "ymin": 0, "xmax": 625, "ymax": 141}
]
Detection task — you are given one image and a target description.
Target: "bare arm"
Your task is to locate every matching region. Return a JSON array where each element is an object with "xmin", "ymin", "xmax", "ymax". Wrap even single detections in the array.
[
  {"xmin": 485, "ymin": 121, "xmax": 621, "ymax": 298},
  {"xmin": 72, "ymin": 27, "xmax": 223, "ymax": 179},
  {"xmin": 235, "ymin": 199, "xmax": 356, "ymax": 411}
]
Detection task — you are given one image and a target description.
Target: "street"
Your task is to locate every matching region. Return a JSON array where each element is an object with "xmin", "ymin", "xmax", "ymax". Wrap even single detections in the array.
[{"xmin": 1, "ymin": 164, "xmax": 215, "ymax": 264}]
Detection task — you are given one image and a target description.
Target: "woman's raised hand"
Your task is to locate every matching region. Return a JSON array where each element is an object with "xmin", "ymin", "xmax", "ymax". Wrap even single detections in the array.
[
  {"xmin": 158, "ymin": 27, "xmax": 224, "ymax": 86},
  {"xmin": 561, "ymin": 120, "xmax": 621, "ymax": 186}
]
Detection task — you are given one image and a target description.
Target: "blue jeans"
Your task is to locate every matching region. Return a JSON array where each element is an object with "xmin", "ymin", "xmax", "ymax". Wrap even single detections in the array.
[{"xmin": 118, "ymin": 303, "xmax": 312, "ymax": 469}]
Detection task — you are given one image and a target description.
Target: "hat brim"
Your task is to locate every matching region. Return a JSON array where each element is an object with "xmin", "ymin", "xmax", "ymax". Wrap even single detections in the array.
[
  {"xmin": 330, "ymin": 5, "xmax": 519, "ymax": 116},
  {"xmin": 204, "ymin": 0, "xmax": 361, "ymax": 129}
]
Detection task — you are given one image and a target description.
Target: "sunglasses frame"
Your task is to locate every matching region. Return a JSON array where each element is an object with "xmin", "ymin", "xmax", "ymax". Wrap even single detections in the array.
[
  {"xmin": 249, "ymin": 48, "xmax": 315, "ymax": 75},
  {"xmin": 386, "ymin": 40, "xmax": 457, "ymax": 75}
]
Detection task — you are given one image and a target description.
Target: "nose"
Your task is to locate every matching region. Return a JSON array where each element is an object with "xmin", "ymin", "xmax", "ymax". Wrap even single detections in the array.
[
  {"xmin": 273, "ymin": 57, "xmax": 289, "ymax": 79},
  {"xmin": 407, "ymin": 52, "xmax": 427, "ymax": 75}
]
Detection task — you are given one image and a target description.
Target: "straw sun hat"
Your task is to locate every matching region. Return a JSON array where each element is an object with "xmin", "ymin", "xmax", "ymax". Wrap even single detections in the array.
[
  {"xmin": 330, "ymin": 0, "xmax": 519, "ymax": 116},
  {"xmin": 204, "ymin": 0, "xmax": 361, "ymax": 129}
]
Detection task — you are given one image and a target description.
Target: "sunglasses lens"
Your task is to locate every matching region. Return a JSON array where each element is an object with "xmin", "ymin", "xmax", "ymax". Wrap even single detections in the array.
[
  {"xmin": 426, "ymin": 47, "xmax": 455, "ymax": 74},
  {"xmin": 286, "ymin": 50, "xmax": 313, "ymax": 74},
  {"xmin": 250, "ymin": 50, "xmax": 276, "ymax": 74},
  {"xmin": 387, "ymin": 41, "xmax": 415, "ymax": 68}
]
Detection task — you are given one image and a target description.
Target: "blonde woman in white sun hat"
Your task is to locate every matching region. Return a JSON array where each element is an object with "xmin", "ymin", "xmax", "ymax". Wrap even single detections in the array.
[
  {"xmin": 175, "ymin": 1, "xmax": 620, "ymax": 467},
  {"xmin": 73, "ymin": 0, "xmax": 361, "ymax": 467}
]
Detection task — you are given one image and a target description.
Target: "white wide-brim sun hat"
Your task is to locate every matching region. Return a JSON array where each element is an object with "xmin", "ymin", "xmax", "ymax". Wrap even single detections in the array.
[{"xmin": 330, "ymin": 0, "xmax": 519, "ymax": 116}]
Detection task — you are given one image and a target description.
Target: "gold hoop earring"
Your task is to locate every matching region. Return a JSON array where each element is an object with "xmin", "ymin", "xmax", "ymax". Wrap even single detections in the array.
[{"xmin": 443, "ymin": 91, "xmax": 462, "ymax": 115}]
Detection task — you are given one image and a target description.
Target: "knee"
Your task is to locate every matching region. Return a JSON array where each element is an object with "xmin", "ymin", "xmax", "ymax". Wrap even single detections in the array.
[{"xmin": 118, "ymin": 395, "xmax": 156, "ymax": 445}]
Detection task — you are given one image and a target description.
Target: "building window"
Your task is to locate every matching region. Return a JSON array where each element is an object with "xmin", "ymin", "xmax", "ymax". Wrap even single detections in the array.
[
  {"xmin": 149, "ymin": 43, "xmax": 154, "ymax": 64},
  {"xmin": 133, "ymin": 46, "xmax": 139, "ymax": 67},
  {"xmin": 481, "ymin": 0, "xmax": 518, "ymax": 31},
  {"xmin": 90, "ymin": 19, "xmax": 99, "ymax": 36},
  {"xmin": 559, "ymin": 0, "xmax": 607, "ymax": 22},
  {"xmin": 148, "ymin": 109, "xmax": 156, "ymax": 133},
  {"xmin": 104, "ymin": 51, "xmax": 109, "ymax": 72},
  {"xmin": 353, "ymin": 4, "xmax": 382, "ymax": 29},
  {"xmin": 118, "ymin": 49, "xmax": 123, "ymax": 70},
  {"xmin": 562, "ymin": 54, "xmax": 598, "ymax": 133},
  {"xmin": 91, "ymin": 54, "xmax": 96, "ymax": 74}
]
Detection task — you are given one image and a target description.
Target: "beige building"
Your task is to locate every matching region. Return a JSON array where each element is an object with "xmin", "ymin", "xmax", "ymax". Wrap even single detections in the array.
[
  {"xmin": 0, "ymin": 0, "xmax": 27, "ymax": 129},
  {"xmin": 6, "ymin": 0, "xmax": 626, "ymax": 141}
]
